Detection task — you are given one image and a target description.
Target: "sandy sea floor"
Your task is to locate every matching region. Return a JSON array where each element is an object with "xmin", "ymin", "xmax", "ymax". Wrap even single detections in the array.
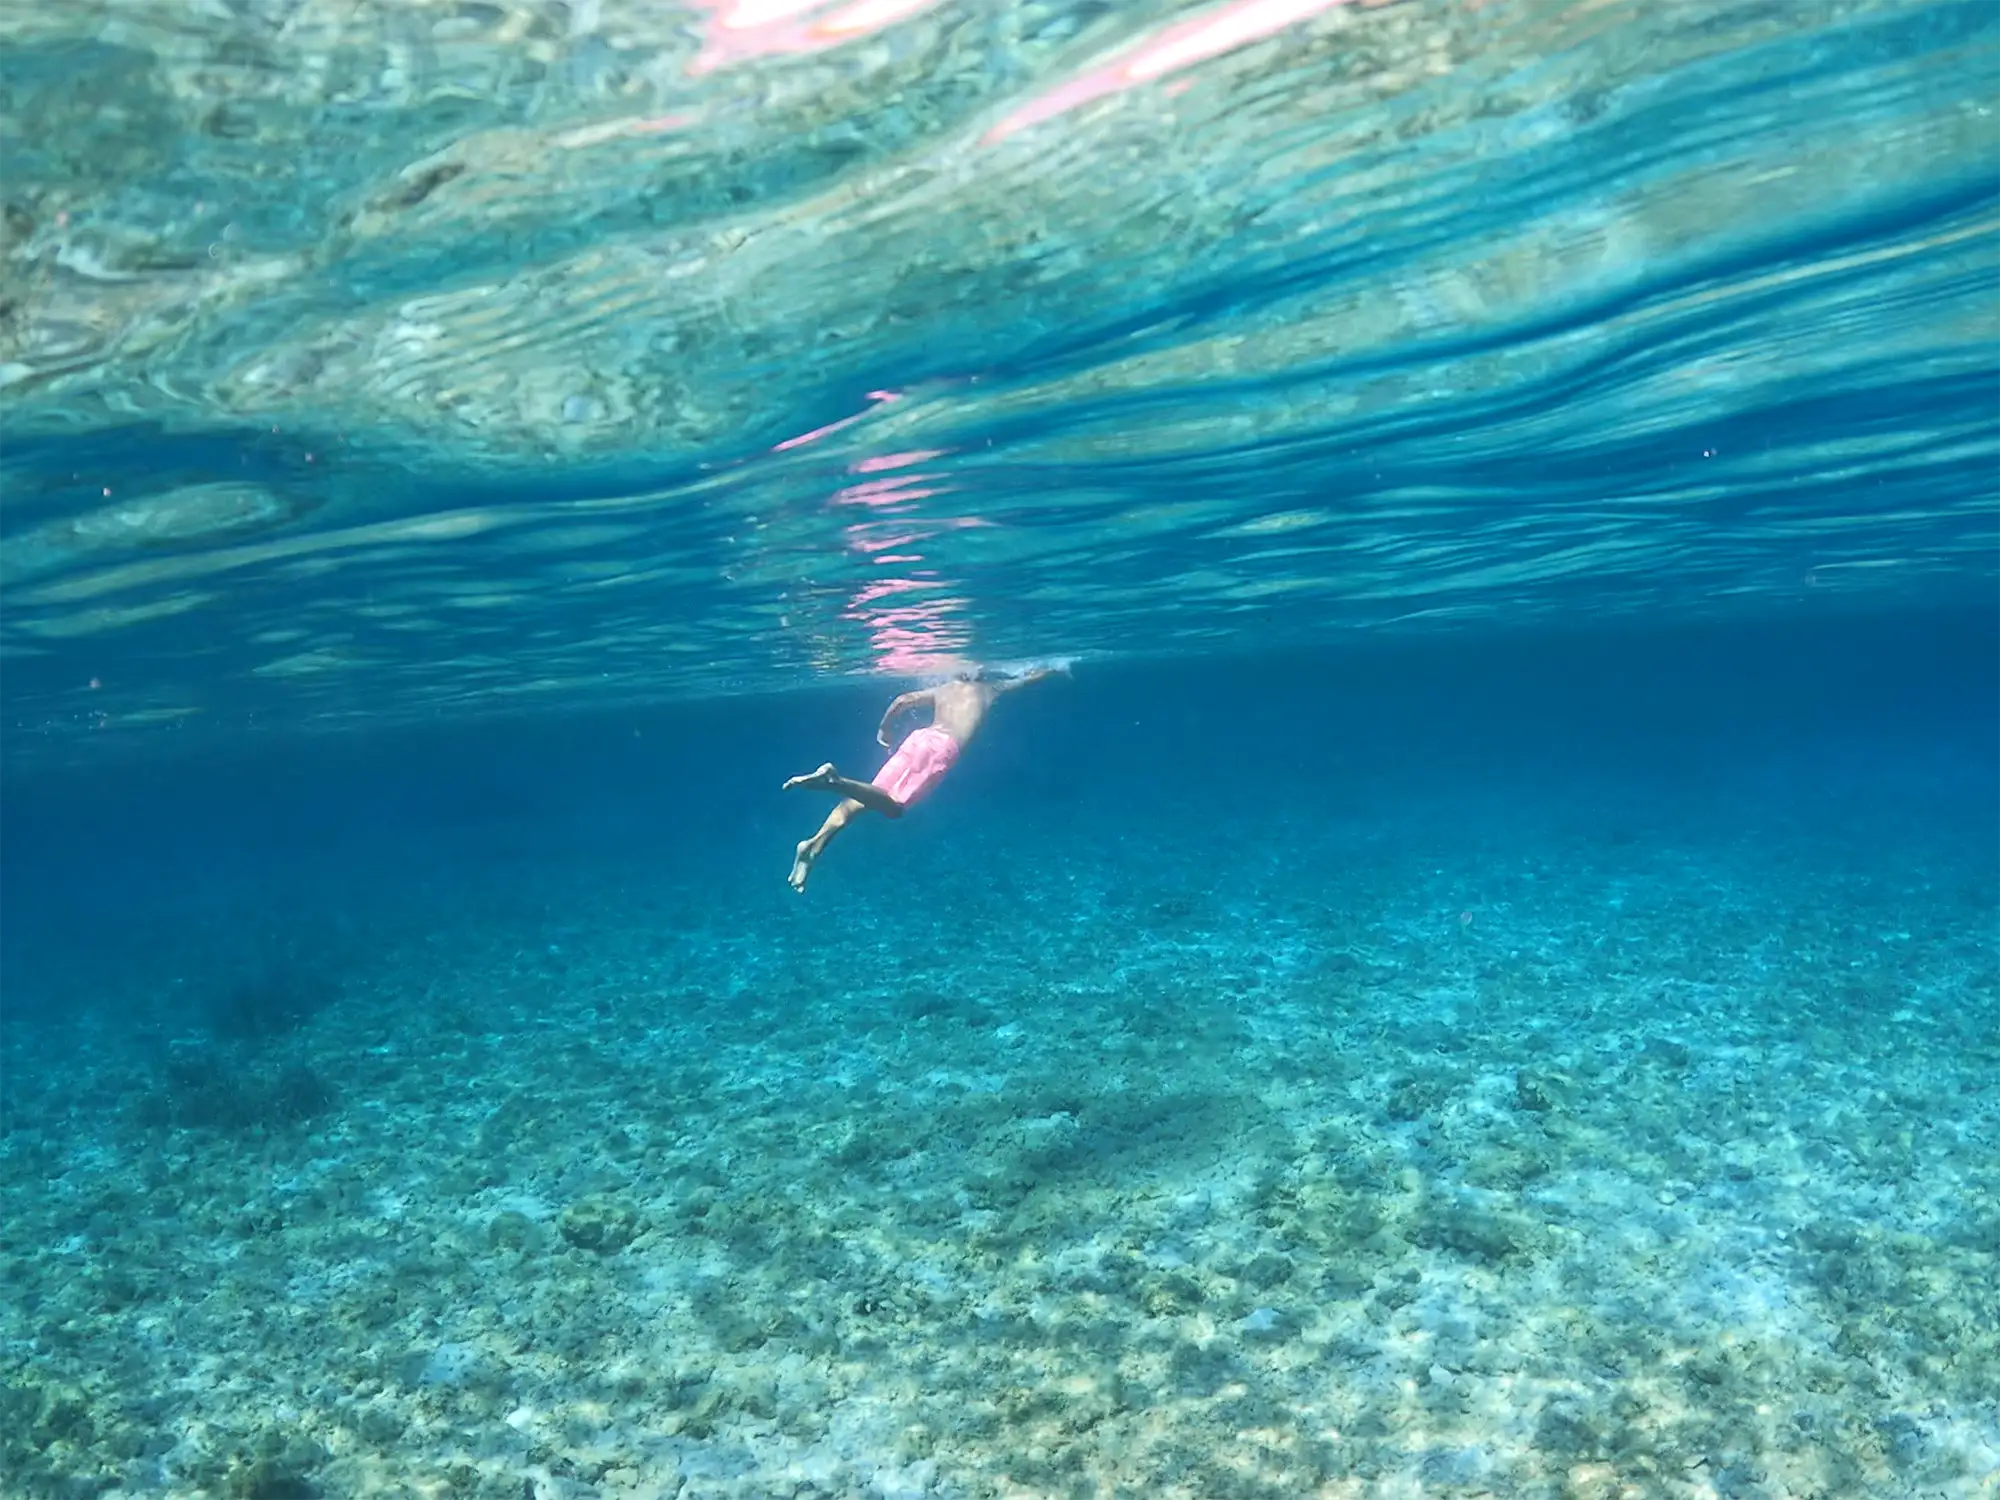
[{"xmin": 3, "ymin": 755, "xmax": 1997, "ymax": 1500}]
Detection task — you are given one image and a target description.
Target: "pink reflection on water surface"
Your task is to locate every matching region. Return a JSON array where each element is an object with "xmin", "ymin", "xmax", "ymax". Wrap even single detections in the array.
[
  {"xmin": 843, "ymin": 586, "xmax": 974, "ymax": 674},
  {"xmin": 688, "ymin": 0, "xmax": 944, "ymax": 73},
  {"xmin": 768, "ymin": 394, "xmax": 989, "ymax": 674},
  {"xmin": 819, "ymin": 437, "xmax": 992, "ymax": 674},
  {"xmin": 985, "ymin": 0, "xmax": 1356, "ymax": 143},
  {"xmin": 771, "ymin": 390, "xmax": 902, "ymax": 453},
  {"xmin": 831, "ymin": 475, "xmax": 940, "ymax": 508},
  {"xmin": 851, "ymin": 449, "xmax": 946, "ymax": 474}
]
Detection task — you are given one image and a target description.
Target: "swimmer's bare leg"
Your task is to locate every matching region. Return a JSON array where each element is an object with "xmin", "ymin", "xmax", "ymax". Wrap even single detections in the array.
[
  {"xmin": 790, "ymin": 797, "xmax": 866, "ymax": 893},
  {"xmin": 782, "ymin": 763, "xmax": 906, "ymax": 818}
]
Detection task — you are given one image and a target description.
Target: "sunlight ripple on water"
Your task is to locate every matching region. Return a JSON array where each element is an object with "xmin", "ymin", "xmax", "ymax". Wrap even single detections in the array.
[{"xmin": 0, "ymin": 0, "xmax": 1994, "ymax": 753}]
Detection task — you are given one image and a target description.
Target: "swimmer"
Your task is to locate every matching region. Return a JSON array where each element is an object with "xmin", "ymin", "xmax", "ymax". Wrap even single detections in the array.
[{"xmin": 782, "ymin": 664, "xmax": 1063, "ymax": 892}]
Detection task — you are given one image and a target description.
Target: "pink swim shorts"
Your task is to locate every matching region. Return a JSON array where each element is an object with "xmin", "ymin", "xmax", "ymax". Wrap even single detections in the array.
[{"xmin": 872, "ymin": 724, "xmax": 960, "ymax": 807}]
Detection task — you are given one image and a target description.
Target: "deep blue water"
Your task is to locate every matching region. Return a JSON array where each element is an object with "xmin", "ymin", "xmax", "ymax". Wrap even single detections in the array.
[{"xmin": 4, "ymin": 609, "xmax": 1995, "ymax": 1029}]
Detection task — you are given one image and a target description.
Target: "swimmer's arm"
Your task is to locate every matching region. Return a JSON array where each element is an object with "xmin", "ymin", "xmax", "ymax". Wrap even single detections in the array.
[
  {"xmin": 990, "ymin": 666, "xmax": 1062, "ymax": 696},
  {"xmin": 877, "ymin": 690, "xmax": 933, "ymax": 747}
]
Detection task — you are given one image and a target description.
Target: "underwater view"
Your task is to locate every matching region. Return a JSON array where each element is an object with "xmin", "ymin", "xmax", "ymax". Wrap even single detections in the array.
[{"xmin": 2, "ymin": 0, "xmax": 1997, "ymax": 1497}]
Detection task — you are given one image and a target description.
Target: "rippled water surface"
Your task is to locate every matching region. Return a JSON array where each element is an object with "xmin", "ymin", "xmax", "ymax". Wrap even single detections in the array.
[{"xmin": 1, "ymin": 0, "xmax": 1995, "ymax": 755}]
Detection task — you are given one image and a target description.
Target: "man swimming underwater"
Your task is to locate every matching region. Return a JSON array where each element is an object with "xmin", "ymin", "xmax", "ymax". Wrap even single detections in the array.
[{"xmin": 781, "ymin": 664, "xmax": 1062, "ymax": 892}]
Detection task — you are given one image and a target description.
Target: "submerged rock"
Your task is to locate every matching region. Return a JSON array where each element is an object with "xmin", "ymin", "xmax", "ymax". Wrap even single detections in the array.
[
  {"xmin": 486, "ymin": 1209, "xmax": 538, "ymax": 1251},
  {"xmin": 1640, "ymin": 1036, "xmax": 1694, "ymax": 1071},
  {"xmin": 1413, "ymin": 1203, "xmax": 1530, "ymax": 1264},
  {"xmin": 1514, "ymin": 1069, "xmax": 1556, "ymax": 1112},
  {"xmin": 560, "ymin": 1193, "xmax": 642, "ymax": 1253},
  {"xmin": 224, "ymin": 1428, "xmax": 326, "ymax": 1499},
  {"xmin": 1386, "ymin": 1075, "xmax": 1452, "ymax": 1122},
  {"xmin": 1235, "ymin": 1305, "xmax": 1296, "ymax": 1343}
]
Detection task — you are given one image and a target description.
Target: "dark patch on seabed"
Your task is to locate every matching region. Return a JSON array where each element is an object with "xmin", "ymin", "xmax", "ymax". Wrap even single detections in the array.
[{"xmin": 1, "ymin": 614, "xmax": 1997, "ymax": 1500}]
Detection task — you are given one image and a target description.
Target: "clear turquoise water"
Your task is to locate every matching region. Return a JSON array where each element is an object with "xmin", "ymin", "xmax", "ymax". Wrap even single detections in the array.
[
  {"xmin": 0, "ymin": 2, "xmax": 1996, "ymax": 1497},
  {"xmin": 1, "ymin": 0, "xmax": 1996, "ymax": 747}
]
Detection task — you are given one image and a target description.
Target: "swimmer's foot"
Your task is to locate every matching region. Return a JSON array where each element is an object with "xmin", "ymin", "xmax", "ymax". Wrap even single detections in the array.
[
  {"xmin": 788, "ymin": 840, "xmax": 818, "ymax": 893},
  {"xmin": 783, "ymin": 763, "xmax": 839, "ymax": 793}
]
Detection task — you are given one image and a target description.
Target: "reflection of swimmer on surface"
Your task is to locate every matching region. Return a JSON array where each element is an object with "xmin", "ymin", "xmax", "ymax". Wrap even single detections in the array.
[{"xmin": 782, "ymin": 664, "xmax": 1065, "ymax": 893}]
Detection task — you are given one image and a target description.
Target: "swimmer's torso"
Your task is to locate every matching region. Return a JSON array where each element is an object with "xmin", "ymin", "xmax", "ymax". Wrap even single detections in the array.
[{"xmin": 928, "ymin": 680, "xmax": 997, "ymax": 744}]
